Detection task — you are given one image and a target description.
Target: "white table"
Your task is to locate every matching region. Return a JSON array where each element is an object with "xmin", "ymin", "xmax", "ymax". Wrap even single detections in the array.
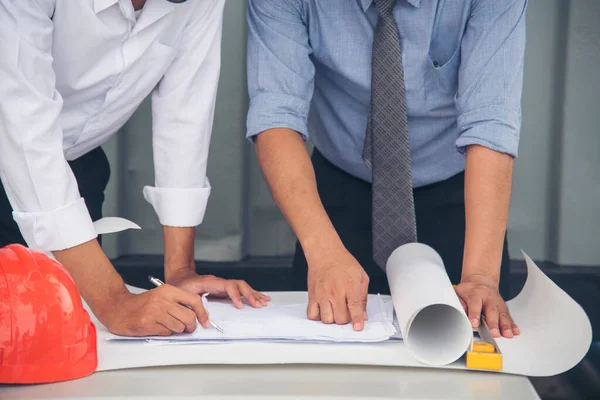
[{"xmin": 0, "ymin": 364, "xmax": 540, "ymax": 399}]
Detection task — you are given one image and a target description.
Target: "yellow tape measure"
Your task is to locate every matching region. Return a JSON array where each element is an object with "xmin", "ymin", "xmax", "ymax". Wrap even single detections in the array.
[{"xmin": 453, "ymin": 284, "xmax": 503, "ymax": 371}]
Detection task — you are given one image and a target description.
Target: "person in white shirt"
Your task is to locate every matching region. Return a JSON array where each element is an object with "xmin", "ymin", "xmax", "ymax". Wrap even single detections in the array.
[{"xmin": 0, "ymin": 0, "xmax": 270, "ymax": 337}]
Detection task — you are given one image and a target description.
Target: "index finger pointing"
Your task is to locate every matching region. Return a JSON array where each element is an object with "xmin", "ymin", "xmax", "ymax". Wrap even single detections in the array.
[{"xmin": 347, "ymin": 289, "xmax": 365, "ymax": 331}]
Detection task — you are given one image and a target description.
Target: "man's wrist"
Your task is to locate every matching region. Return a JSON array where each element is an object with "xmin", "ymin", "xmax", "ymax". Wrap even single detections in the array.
[
  {"xmin": 301, "ymin": 227, "xmax": 345, "ymax": 269},
  {"xmin": 53, "ymin": 239, "xmax": 131, "ymax": 323},
  {"xmin": 461, "ymin": 272, "xmax": 500, "ymax": 285},
  {"xmin": 461, "ymin": 247, "xmax": 503, "ymax": 284},
  {"xmin": 461, "ymin": 258, "xmax": 501, "ymax": 285},
  {"xmin": 163, "ymin": 226, "xmax": 196, "ymax": 282},
  {"xmin": 165, "ymin": 265, "xmax": 197, "ymax": 284}
]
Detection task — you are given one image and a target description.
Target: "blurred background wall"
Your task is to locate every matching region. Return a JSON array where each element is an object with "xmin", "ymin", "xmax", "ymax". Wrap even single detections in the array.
[{"xmin": 101, "ymin": 0, "xmax": 600, "ymax": 267}]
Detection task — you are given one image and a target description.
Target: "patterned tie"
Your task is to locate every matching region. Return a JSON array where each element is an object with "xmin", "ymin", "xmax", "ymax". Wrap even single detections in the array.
[{"xmin": 362, "ymin": 0, "xmax": 417, "ymax": 270}]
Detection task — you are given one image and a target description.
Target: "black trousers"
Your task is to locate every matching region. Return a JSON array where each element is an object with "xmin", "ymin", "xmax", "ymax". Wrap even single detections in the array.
[
  {"xmin": 292, "ymin": 149, "xmax": 512, "ymax": 300},
  {"xmin": 0, "ymin": 147, "xmax": 111, "ymax": 247}
]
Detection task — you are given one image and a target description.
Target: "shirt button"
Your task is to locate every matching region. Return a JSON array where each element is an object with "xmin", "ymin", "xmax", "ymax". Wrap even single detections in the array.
[{"xmin": 433, "ymin": 61, "xmax": 440, "ymax": 68}]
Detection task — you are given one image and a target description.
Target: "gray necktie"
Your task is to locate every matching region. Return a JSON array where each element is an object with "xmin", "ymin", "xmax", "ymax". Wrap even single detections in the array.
[{"xmin": 363, "ymin": 0, "xmax": 417, "ymax": 269}]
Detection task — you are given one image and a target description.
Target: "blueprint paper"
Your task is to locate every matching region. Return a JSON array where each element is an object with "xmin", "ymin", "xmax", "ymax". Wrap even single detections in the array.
[
  {"xmin": 495, "ymin": 251, "xmax": 592, "ymax": 376},
  {"xmin": 107, "ymin": 295, "xmax": 396, "ymax": 343},
  {"xmin": 385, "ymin": 243, "xmax": 473, "ymax": 366},
  {"xmin": 83, "ymin": 239, "xmax": 591, "ymax": 377}
]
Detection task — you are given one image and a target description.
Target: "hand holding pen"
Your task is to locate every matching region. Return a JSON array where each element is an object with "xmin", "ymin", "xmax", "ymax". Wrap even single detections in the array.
[{"xmin": 149, "ymin": 276, "xmax": 223, "ymax": 333}]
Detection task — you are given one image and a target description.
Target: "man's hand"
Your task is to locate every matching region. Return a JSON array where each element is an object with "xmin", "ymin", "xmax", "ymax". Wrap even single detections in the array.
[
  {"xmin": 306, "ymin": 245, "xmax": 369, "ymax": 331},
  {"xmin": 167, "ymin": 267, "xmax": 270, "ymax": 309},
  {"xmin": 455, "ymin": 274, "xmax": 520, "ymax": 338},
  {"xmin": 104, "ymin": 284, "xmax": 212, "ymax": 336},
  {"xmin": 52, "ymin": 239, "xmax": 208, "ymax": 337},
  {"xmin": 460, "ymin": 145, "xmax": 517, "ymax": 338},
  {"xmin": 254, "ymin": 129, "xmax": 370, "ymax": 331},
  {"xmin": 161, "ymin": 226, "xmax": 270, "ymax": 309}
]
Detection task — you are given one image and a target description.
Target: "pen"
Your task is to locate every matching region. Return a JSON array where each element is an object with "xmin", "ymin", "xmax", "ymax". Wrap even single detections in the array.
[{"xmin": 148, "ymin": 276, "xmax": 224, "ymax": 333}]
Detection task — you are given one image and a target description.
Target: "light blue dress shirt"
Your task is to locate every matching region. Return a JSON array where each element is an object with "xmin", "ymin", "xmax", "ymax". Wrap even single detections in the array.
[{"xmin": 246, "ymin": 0, "xmax": 527, "ymax": 188}]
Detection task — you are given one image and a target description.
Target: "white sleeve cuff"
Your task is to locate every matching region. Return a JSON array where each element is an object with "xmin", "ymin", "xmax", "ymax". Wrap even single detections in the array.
[
  {"xmin": 12, "ymin": 197, "xmax": 98, "ymax": 252},
  {"xmin": 143, "ymin": 178, "xmax": 211, "ymax": 227}
]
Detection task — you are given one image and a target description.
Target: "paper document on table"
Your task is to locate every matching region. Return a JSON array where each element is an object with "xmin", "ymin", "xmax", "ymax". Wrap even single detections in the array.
[
  {"xmin": 108, "ymin": 294, "xmax": 396, "ymax": 343},
  {"xmin": 94, "ymin": 216, "xmax": 591, "ymax": 377},
  {"xmin": 385, "ymin": 243, "xmax": 593, "ymax": 376}
]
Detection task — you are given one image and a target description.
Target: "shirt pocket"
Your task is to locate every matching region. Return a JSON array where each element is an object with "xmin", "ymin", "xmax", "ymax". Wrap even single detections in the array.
[
  {"xmin": 142, "ymin": 39, "xmax": 178, "ymax": 73},
  {"xmin": 425, "ymin": 1, "xmax": 466, "ymax": 98}
]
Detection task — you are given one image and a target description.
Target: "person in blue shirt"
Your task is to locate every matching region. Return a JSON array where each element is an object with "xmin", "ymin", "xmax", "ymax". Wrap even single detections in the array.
[{"xmin": 246, "ymin": 0, "xmax": 527, "ymax": 339}]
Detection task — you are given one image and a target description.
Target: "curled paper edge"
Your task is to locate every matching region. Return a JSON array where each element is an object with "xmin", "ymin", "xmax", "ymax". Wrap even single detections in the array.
[
  {"xmin": 493, "ymin": 250, "xmax": 593, "ymax": 376},
  {"xmin": 93, "ymin": 217, "xmax": 141, "ymax": 235},
  {"xmin": 43, "ymin": 217, "xmax": 141, "ymax": 261}
]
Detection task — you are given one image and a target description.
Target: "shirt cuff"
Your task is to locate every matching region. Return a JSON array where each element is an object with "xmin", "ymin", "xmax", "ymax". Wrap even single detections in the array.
[
  {"xmin": 12, "ymin": 197, "xmax": 98, "ymax": 252},
  {"xmin": 143, "ymin": 178, "xmax": 211, "ymax": 227},
  {"xmin": 455, "ymin": 106, "xmax": 521, "ymax": 157},
  {"xmin": 246, "ymin": 92, "xmax": 311, "ymax": 141}
]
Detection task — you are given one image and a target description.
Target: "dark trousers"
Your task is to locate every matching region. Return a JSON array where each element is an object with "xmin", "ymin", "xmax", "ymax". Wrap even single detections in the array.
[
  {"xmin": 292, "ymin": 149, "xmax": 512, "ymax": 300},
  {"xmin": 0, "ymin": 147, "xmax": 111, "ymax": 247}
]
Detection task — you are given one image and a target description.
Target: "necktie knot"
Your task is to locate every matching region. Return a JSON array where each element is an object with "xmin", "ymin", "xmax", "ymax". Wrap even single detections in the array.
[{"xmin": 374, "ymin": 0, "xmax": 396, "ymax": 17}]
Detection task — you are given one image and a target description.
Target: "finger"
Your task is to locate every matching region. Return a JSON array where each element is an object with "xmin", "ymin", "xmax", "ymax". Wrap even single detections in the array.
[
  {"xmin": 154, "ymin": 322, "xmax": 173, "ymax": 337},
  {"xmin": 360, "ymin": 275, "xmax": 369, "ymax": 321},
  {"xmin": 255, "ymin": 290, "xmax": 270, "ymax": 305},
  {"xmin": 466, "ymin": 296, "xmax": 483, "ymax": 328},
  {"xmin": 458, "ymin": 296, "xmax": 469, "ymax": 313},
  {"xmin": 225, "ymin": 282, "xmax": 243, "ymax": 309},
  {"xmin": 320, "ymin": 300, "xmax": 335, "ymax": 324},
  {"xmin": 307, "ymin": 298, "xmax": 320, "ymax": 321},
  {"xmin": 347, "ymin": 290, "xmax": 365, "ymax": 331},
  {"xmin": 167, "ymin": 304, "xmax": 198, "ymax": 333},
  {"xmin": 511, "ymin": 320, "xmax": 520, "ymax": 336},
  {"xmin": 499, "ymin": 311, "xmax": 513, "ymax": 338},
  {"xmin": 501, "ymin": 306, "xmax": 520, "ymax": 335},
  {"xmin": 332, "ymin": 293, "xmax": 351, "ymax": 325},
  {"xmin": 483, "ymin": 301, "xmax": 500, "ymax": 338},
  {"xmin": 259, "ymin": 292, "xmax": 271, "ymax": 301},
  {"xmin": 158, "ymin": 314, "xmax": 186, "ymax": 335},
  {"xmin": 172, "ymin": 289, "xmax": 211, "ymax": 329},
  {"xmin": 236, "ymin": 281, "xmax": 262, "ymax": 308},
  {"xmin": 254, "ymin": 291, "xmax": 268, "ymax": 306}
]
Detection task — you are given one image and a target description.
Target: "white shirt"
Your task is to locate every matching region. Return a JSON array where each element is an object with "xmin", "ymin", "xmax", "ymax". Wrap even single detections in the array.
[{"xmin": 0, "ymin": 0, "xmax": 225, "ymax": 251}]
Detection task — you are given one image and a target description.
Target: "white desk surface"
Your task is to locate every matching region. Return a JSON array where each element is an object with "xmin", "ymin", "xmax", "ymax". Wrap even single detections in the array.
[{"xmin": 0, "ymin": 364, "xmax": 540, "ymax": 400}]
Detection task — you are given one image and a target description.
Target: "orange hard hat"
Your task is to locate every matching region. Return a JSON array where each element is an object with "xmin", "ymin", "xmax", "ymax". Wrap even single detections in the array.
[{"xmin": 0, "ymin": 244, "xmax": 97, "ymax": 384}]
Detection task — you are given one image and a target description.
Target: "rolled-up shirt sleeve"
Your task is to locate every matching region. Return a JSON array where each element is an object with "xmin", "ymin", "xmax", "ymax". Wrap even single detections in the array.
[
  {"xmin": 0, "ymin": 0, "xmax": 97, "ymax": 251},
  {"xmin": 143, "ymin": 0, "xmax": 227, "ymax": 227},
  {"xmin": 246, "ymin": 0, "xmax": 314, "ymax": 140},
  {"xmin": 455, "ymin": 0, "xmax": 528, "ymax": 157}
]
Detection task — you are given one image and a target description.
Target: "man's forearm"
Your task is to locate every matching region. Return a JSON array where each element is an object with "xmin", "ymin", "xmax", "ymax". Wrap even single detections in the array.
[
  {"xmin": 53, "ymin": 239, "xmax": 129, "ymax": 320},
  {"xmin": 462, "ymin": 144, "xmax": 514, "ymax": 283},
  {"xmin": 163, "ymin": 226, "xmax": 196, "ymax": 282},
  {"xmin": 255, "ymin": 129, "xmax": 343, "ymax": 261}
]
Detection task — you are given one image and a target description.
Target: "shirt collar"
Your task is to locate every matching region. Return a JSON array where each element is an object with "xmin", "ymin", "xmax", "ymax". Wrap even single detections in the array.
[
  {"xmin": 132, "ymin": 0, "xmax": 178, "ymax": 33},
  {"xmin": 359, "ymin": 0, "xmax": 421, "ymax": 12},
  {"xmin": 94, "ymin": 0, "xmax": 119, "ymax": 14},
  {"xmin": 94, "ymin": 0, "xmax": 178, "ymax": 32}
]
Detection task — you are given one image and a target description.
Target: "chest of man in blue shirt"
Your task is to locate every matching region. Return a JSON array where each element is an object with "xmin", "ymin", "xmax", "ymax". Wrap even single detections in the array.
[{"xmin": 246, "ymin": 0, "xmax": 526, "ymax": 338}]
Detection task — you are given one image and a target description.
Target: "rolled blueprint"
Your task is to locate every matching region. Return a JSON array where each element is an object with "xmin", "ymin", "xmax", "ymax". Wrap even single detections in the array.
[{"xmin": 386, "ymin": 243, "xmax": 473, "ymax": 366}]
